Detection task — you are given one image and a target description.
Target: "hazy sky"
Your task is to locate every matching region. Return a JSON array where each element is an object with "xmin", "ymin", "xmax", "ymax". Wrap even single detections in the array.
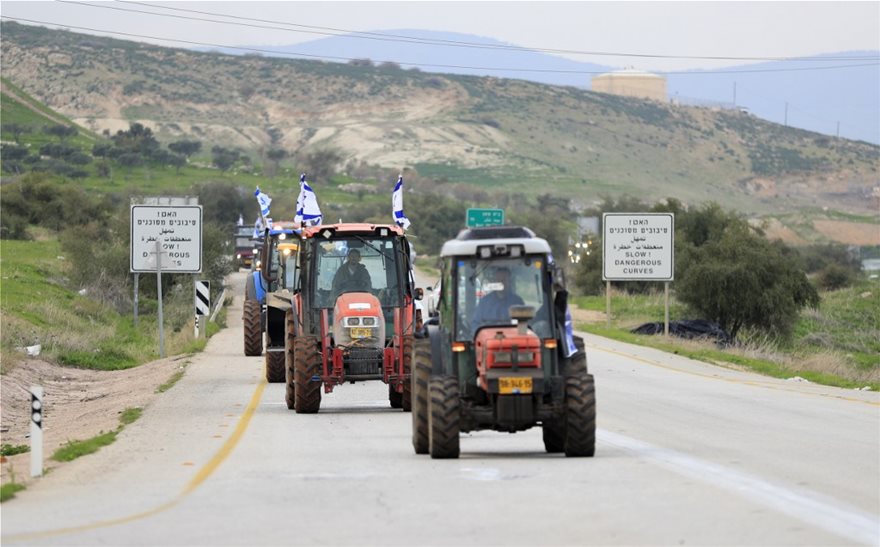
[{"xmin": 1, "ymin": 1, "xmax": 878, "ymax": 71}]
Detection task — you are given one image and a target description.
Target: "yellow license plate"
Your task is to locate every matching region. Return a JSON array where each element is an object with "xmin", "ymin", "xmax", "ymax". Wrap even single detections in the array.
[
  {"xmin": 350, "ymin": 327, "xmax": 372, "ymax": 338},
  {"xmin": 498, "ymin": 377, "xmax": 532, "ymax": 394}
]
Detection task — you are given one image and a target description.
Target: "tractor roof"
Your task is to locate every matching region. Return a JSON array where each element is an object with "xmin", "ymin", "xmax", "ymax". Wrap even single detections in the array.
[
  {"xmin": 301, "ymin": 223, "xmax": 405, "ymax": 239},
  {"xmin": 267, "ymin": 220, "xmax": 301, "ymax": 237},
  {"xmin": 440, "ymin": 226, "xmax": 552, "ymax": 257}
]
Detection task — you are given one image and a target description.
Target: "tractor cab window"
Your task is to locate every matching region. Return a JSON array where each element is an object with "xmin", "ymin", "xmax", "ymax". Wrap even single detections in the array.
[
  {"xmin": 312, "ymin": 238, "xmax": 402, "ymax": 308},
  {"xmin": 454, "ymin": 256, "xmax": 552, "ymax": 340}
]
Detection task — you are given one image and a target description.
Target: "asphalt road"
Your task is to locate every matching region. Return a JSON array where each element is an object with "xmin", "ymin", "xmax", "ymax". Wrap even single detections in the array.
[{"xmin": 2, "ymin": 271, "xmax": 878, "ymax": 546}]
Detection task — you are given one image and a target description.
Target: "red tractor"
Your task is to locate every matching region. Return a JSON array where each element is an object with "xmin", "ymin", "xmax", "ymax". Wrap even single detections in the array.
[
  {"xmin": 412, "ymin": 226, "xmax": 596, "ymax": 458},
  {"xmin": 278, "ymin": 223, "xmax": 419, "ymax": 413}
]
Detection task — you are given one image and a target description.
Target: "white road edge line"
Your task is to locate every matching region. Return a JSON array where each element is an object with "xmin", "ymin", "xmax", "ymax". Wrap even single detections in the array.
[{"xmin": 598, "ymin": 429, "xmax": 879, "ymax": 545}]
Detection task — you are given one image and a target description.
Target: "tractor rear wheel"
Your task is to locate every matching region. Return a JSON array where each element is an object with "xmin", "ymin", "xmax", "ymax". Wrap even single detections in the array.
[
  {"xmin": 243, "ymin": 298, "xmax": 262, "ymax": 356},
  {"xmin": 294, "ymin": 336, "xmax": 322, "ymax": 413},
  {"xmin": 284, "ymin": 310, "xmax": 296, "ymax": 409},
  {"xmin": 401, "ymin": 335, "xmax": 413, "ymax": 412},
  {"xmin": 563, "ymin": 373, "xmax": 596, "ymax": 457},
  {"xmin": 428, "ymin": 376, "xmax": 460, "ymax": 459},
  {"xmin": 265, "ymin": 350, "xmax": 285, "ymax": 383},
  {"xmin": 389, "ymin": 384, "xmax": 403, "ymax": 408},
  {"xmin": 411, "ymin": 339, "xmax": 431, "ymax": 454}
]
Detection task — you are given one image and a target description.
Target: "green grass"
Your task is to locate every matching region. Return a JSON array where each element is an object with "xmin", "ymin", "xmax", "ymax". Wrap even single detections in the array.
[
  {"xmin": 52, "ymin": 431, "xmax": 117, "ymax": 462},
  {"xmin": 0, "ymin": 482, "xmax": 26, "ymax": 502},
  {"xmin": 119, "ymin": 407, "xmax": 143, "ymax": 426},
  {"xmin": 155, "ymin": 364, "xmax": 187, "ymax": 393},
  {"xmin": 0, "ymin": 238, "xmax": 156, "ymax": 371},
  {"xmin": 0, "ymin": 444, "xmax": 30, "ymax": 456},
  {"xmin": 572, "ymin": 279, "xmax": 880, "ymax": 391}
]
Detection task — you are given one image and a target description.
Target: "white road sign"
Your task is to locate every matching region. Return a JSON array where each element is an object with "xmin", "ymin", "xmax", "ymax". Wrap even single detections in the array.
[
  {"xmin": 603, "ymin": 213, "xmax": 674, "ymax": 281},
  {"xmin": 131, "ymin": 205, "xmax": 203, "ymax": 273}
]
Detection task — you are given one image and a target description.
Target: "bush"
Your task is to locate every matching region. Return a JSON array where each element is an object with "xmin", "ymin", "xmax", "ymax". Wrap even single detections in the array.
[
  {"xmin": 677, "ymin": 225, "xmax": 819, "ymax": 340},
  {"xmin": 817, "ymin": 263, "xmax": 856, "ymax": 290}
]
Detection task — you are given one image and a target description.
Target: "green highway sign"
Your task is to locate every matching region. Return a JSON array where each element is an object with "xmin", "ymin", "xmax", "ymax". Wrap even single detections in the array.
[{"xmin": 466, "ymin": 208, "xmax": 504, "ymax": 228}]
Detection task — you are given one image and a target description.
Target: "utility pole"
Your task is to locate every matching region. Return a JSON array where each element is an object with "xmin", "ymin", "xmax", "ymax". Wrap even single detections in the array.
[
  {"xmin": 733, "ymin": 82, "xmax": 737, "ymax": 106},
  {"xmin": 836, "ymin": 121, "xmax": 840, "ymax": 138},
  {"xmin": 784, "ymin": 102, "xmax": 789, "ymax": 126}
]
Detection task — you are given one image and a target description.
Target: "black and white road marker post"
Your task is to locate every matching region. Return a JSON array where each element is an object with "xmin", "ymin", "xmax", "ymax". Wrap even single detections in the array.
[
  {"xmin": 195, "ymin": 280, "xmax": 210, "ymax": 338},
  {"xmin": 30, "ymin": 385, "xmax": 43, "ymax": 477}
]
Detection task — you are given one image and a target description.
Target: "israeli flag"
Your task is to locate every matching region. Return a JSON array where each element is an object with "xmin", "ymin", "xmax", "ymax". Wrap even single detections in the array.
[
  {"xmin": 392, "ymin": 175, "xmax": 411, "ymax": 230},
  {"xmin": 255, "ymin": 187, "xmax": 272, "ymax": 217},
  {"xmin": 295, "ymin": 174, "xmax": 323, "ymax": 227},
  {"xmin": 253, "ymin": 216, "xmax": 263, "ymax": 239},
  {"xmin": 563, "ymin": 306, "xmax": 578, "ymax": 358}
]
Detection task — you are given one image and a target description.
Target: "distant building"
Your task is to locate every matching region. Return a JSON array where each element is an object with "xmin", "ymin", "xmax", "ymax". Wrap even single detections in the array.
[{"xmin": 591, "ymin": 70, "xmax": 667, "ymax": 101}]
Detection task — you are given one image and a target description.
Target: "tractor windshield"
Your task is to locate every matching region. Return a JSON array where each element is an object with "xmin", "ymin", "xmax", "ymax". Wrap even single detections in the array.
[
  {"xmin": 312, "ymin": 237, "xmax": 403, "ymax": 309},
  {"xmin": 454, "ymin": 255, "xmax": 552, "ymax": 340}
]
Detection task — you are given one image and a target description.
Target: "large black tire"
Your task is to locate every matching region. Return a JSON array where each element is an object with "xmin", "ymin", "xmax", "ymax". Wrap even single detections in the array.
[
  {"xmin": 294, "ymin": 336, "xmax": 322, "ymax": 413},
  {"xmin": 265, "ymin": 350, "xmax": 285, "ymax": 383},
  {"xmin": 389, "ymin": 384, "xmax": 403, "ymax": 409},
  {"xmin": 284, "ymin": 311, "xmax": 296, "ymax": 409},
  {"xmin": 563, "ymin": 373, "xmax": 596, "ymax": 457},
  {"xmin": 243, "ymin": 299, "xmax": 262, "ymax": 356},
  {"xmin": 401, "ymin": 335, "xmax": 413, "ymax": 412},
  {"xmin": 411, "ymin": 339, "xmax": 431, "ymax": 454},
  {"xmin": 428, "ymin": 376, "xmax": 460, "ymax": 459}
]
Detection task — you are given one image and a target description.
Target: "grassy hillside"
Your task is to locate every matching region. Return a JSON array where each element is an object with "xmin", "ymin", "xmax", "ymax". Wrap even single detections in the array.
[{"xmin": 2, "ymin": 21, "xmax": 878, "ymax": 225}]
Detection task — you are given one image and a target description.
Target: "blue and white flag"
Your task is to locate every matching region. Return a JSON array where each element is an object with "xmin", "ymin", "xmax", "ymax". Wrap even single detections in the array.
[
  {"xmin": 563, "ymin": 306, "xmax": 577, "ymax": 358},
  {"xmin": 253, "ymin": 216, "xmax": 264, "ymax": 239},
  {"xmin": 295, "ymin": 174, "xmax": 323, "ymax": 227},
  {"xmin": 254, "ymin": 187, "xmax": 272, "ymax": 218},
  {"xmin": 392, "ymin": 175, "xmax": 411, "ymax": 230}
]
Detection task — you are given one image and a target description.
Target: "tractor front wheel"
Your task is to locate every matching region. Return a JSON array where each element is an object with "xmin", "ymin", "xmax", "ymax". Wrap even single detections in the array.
[
  {"xmin": 294, "ymin": 336, "xmax": 322, "ymax": 414},
  {"xmin": 265, "ymin": 350, "xmax": 285, "ymax": 383},
  {"xmin": 284, "ymin": 311, "xmax": 296, "ymax": 409},
  {"xmin": 411, "ymin": 339, "xmax": 431, "ymax": 454},
  {"xmin": 428, "ymin": 376, "xmax": 460, "ymax": 459},
  {"xmin": 401, "ymin": 335, "xmax": 413, "ymax": 412},
  {"xmin": 563, "ymin": 373, "xmax": 596, "ymax": 457},
  {"xmin": 243, "ymin": 299, "xmax": 262, "ymax": 356}
]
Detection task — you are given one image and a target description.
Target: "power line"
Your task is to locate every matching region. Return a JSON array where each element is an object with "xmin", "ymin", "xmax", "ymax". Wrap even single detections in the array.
[
  {"xmin": 2, "ymin": 16, "xmax": 878, "ymax": 77},
  {"xmin": 51, "ymin": 0, "xmax": 880, "ymax": 64}
]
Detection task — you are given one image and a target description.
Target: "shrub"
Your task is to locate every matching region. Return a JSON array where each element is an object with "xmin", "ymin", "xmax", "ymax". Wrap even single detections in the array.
[{"xmin": 817, "ymin": 263, "xmax": 856, "ymax": 290}]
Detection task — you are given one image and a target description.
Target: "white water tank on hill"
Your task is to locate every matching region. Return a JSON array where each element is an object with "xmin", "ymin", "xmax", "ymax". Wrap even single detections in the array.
[{"xmin": 591, "ymin": 70, "xmax": 667, "ymax": 101}]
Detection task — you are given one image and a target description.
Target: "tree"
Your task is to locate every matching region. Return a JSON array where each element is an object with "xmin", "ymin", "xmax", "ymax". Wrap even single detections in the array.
[
  {"xmin": 211, "ymin": 146, "xmax": 239, "ymax": 172},
  {"xmin": 297, "ymin": 148, "xmax": 342, "ymax": 182},
  {"xmin": 265, "ymin": 148, "xmax": 287, "ymax": 177},
  {"xmin": 2, "ymin": 123, "xmax": 27, "ymax": 143},
  {"xmin": 45, "ymin": 124, "xmax": 78, "ymax": 140},
  {"xmin": 168, "ymin": 139, "xmax": 202, "ymax": 159},
  {"xmin": 112, "ymin": 123, "xmax": 160, "ymax": 158},
  {"xmin": 676, "ymin": 224, "xmax": 819, "ymax": 340}
]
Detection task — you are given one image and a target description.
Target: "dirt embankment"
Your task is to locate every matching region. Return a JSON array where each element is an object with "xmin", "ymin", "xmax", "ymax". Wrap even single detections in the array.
[{"xmin": 0, "ymin": 356, "xmax": 187, "ymax": 489}]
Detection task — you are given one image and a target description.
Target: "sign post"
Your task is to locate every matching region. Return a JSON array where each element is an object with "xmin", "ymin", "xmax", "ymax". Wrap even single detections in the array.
[
  {"xmin": 602, "ymin": 213, "xmax": 675, "ymax": 333},
  {"xmin": 131, "ymin": 204, "xmax": 202, "ymax": 357},
  {"xmin": 466, "ymin": 208, "xmax": 504, "ymax": 228}
]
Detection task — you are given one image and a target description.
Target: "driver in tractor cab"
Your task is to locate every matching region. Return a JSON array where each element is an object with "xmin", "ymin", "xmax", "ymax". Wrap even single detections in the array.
[
  {"xmin": 472, "ymin": 267, "xmax": 524, "ymax": 334},
  {"xmin": 331, "ymin": 248, "xmax": 373, "ymax": 296}
]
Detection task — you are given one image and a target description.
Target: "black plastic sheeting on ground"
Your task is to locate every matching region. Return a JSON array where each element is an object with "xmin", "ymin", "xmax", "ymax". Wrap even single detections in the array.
[{"xmin": 631, "ymin": 319, "xmax": 733, "ymax": 346}]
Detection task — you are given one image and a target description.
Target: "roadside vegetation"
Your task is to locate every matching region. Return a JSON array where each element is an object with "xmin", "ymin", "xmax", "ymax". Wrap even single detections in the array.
[{"xmin": 571, "ymin": 209, "xmax": 878, "ymax": 390}]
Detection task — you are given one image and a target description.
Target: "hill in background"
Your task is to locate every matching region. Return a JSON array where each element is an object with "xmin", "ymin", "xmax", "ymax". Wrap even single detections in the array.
[
  {"xmin": 218, "ymin": 30, "xmax": 879, "ymax": 145},
  {"xmin": 1, "ymin": 21, "xmax": 878, "ymax": 245}
]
